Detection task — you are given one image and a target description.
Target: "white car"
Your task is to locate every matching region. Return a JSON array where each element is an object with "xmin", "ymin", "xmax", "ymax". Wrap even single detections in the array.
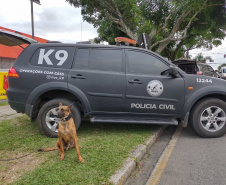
[{"xmin": 220, "ymin": 67, "xmax": 226, "ymax": 79}]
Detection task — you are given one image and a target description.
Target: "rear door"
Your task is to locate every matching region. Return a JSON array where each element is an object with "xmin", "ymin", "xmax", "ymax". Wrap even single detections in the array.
[{"xmin": 68, "ymin": 47, "xmax": 126, "ymax": 113}]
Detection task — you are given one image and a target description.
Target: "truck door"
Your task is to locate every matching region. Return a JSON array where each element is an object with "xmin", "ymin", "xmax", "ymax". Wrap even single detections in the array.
[
  {"xmin": 68, "ymin": 48, "xmax": 126, "ymax": 113},
  {"xmin": 125, "ymin": 49, "xmax": 185, "ymax": 116}
]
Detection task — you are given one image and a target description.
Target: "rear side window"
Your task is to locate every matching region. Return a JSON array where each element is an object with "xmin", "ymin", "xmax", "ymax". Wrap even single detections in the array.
[
  {"xmin": 30, "ymin": 47, "xmax": 75, "ymax": 69},
  {"xmin": 75, "ymin": 48, "xmax": 123, "ymax": 72},
  {"xmin": 75, "ymin": 49, "xmax": 89, "ymax": 67},
  {"xmin": 127, "ymin": 50, "xmax": 168, "ymax": 75},
  {"xmin": 199, "ymin": 65, "xmax": 205, "ymax": 72},
  {"xmin": 207, "ymin": 66, "xmax": 214, "ymax": 72},
  {"xmin": 90, "ymin": 49, "xmax": 122, "ymax": 72}
]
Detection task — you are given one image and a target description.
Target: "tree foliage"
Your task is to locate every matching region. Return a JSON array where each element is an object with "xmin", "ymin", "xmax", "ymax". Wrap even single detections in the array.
[
  {"xmin": 67, "ymin": 0, "xmax": 226, "ymax": 60},
  {"xmin": 194, "ymin": 53, "xmax": 205, "ymax": 62}
]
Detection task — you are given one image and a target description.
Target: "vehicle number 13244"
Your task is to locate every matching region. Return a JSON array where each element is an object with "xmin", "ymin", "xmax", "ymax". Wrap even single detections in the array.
[{"xmin": 196, "ymin": 78, "xmax": 212, "ymax": 83}]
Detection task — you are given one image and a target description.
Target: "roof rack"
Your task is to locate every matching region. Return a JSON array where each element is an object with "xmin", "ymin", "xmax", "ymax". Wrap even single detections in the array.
[{"xmin": 46, "ymin": 41, "xmax": 62, "ymax": 43}]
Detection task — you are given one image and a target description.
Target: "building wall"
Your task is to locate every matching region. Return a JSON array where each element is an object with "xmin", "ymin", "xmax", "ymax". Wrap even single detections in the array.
[{"xmin": 0, "ymin": 57, "xmax": 15, "ymax": 69}]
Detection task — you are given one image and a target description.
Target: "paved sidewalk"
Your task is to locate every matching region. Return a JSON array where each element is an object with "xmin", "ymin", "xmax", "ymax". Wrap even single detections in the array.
[
  {"xmin": 0, "ymin": 105, "xmax": 22, "ymax": 121},
  {"xmin": 0, "ymin": 105, "xmax": 17, "ymax": 116}
]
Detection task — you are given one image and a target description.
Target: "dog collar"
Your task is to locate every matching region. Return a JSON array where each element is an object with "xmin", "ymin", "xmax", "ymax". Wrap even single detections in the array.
[{"xmin": 61, "ymin": 114, "xmax": 72, "ymax": 121}]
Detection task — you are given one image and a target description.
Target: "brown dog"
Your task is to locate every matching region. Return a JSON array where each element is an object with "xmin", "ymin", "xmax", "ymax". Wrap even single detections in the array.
[{"xmin": 39, "ymin": 102, "xmax": 84, "ymax": 162}]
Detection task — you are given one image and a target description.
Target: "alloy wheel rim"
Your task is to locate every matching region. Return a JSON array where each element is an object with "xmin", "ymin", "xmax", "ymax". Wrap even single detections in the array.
[
  {"xmin": 45, "ymin": 107, "xmax": 60, "ymax": 132},
  {"xmin": 200, "ymin": 106, "xmax": 226, "ymax": 132}
]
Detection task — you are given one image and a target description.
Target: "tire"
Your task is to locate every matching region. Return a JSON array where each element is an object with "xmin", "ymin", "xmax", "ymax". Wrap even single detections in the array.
[
  {"xmin": 38, "ymin": 98, "xmax": 81, "ymax": 138},
  {"xmin": 190, "ymin": 98, "xmax": 226, "ymax": 138}
]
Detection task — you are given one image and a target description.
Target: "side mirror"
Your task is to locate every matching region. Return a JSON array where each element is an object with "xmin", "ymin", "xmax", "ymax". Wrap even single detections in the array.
[{"xmin": 169, "ymin": 66, "xmax": 178, "ymax": 77}]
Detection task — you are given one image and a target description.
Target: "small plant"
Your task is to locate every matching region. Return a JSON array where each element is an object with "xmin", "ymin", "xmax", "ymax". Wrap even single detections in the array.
[{"xmin": 0, "ymin": 101, "xmax": 8, "ymax": 106}]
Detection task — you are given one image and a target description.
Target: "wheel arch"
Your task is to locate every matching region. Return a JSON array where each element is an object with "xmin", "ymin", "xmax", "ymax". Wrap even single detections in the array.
[
  {"xmin": 25, "ymin": 82, "xmax": 91, "ymax": 119},
  {"xmin": 181, "ymin": 92, "xmax": 226, "ymax": 124}
]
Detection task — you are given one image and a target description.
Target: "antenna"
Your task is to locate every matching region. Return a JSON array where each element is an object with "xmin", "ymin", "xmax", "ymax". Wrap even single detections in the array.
[{"xmin": 81, "ymin": 22, "xmax": 82, "ymax": 43}]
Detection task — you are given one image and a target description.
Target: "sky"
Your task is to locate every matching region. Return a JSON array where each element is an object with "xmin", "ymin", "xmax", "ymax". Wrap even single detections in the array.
[
  {"xmin": 0, "ymin": 0, "xmax": 98, "ymax": 43},
  {"xmin": 190, "ymin": 41, "xmax": 226, "ymax": 69},
  {"xmin": 0, "ymin": 0, "xmax": 226, "ymax": 69}
]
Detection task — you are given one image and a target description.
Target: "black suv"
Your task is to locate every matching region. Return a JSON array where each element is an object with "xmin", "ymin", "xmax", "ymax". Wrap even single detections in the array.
[
  {"xmin": 1, "ymin": 30, "xmax": 226, "ymax": 138},
  {"xmin": 173, "ymin": 59, "xmax": 221, "ymax": 78}
]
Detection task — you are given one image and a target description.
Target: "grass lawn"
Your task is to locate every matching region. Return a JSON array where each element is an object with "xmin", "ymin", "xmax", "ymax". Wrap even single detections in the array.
[
  {"xmin": 0, "ymin": 101, "xmax": 8, "ymax": 106},
  {"xmin": 0, "ymin": 115, "xmax": 157, "ymax": 185}
]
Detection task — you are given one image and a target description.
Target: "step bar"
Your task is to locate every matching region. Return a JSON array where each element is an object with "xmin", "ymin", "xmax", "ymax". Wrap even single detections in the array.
[{"xmin": 90, "ymin": 116, "xmax": 178, "ymax": 125}]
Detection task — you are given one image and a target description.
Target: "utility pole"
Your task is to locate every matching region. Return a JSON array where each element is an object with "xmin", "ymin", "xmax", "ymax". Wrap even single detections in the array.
[{"xmin": 30, "ymin": 0, "xmax": 41, "ymax": 39}]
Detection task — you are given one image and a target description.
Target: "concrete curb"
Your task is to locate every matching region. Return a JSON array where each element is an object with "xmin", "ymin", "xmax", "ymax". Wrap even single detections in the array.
[{"xmin": 109, "ymin": 125, "xmax": 167, "ymax": 185}]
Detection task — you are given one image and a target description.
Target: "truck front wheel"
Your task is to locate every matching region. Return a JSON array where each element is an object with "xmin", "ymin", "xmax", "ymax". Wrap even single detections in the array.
[{"xmin": 190, "ymin": 98, "xmax": 226, "ymax": 138}]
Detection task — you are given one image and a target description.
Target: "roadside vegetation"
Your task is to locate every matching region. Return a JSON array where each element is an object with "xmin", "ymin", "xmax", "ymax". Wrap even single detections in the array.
[
  {"xmin": 68, "ymin": 0, "xmax": 226, "ymax": 60},
  {"xmin": 0, "ymin": 115, "xmax": 156, "ymax": 184},
  {"xmin": 0, "ymin": 101, "xmax": 8, "ymax": 106}
]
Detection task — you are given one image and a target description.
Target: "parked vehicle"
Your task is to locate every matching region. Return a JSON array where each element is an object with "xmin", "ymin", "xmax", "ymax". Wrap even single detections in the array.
[
  {"xmin": 1, "ymin": 29, "xmax": 226, "ymax": 138},
  {"xmin": 220, "ymin": 67, "xmax": 226, "ymax": 79},
  {"xmin": 173, "ymin": 59, "xmax": 221, "ymax": 78}
]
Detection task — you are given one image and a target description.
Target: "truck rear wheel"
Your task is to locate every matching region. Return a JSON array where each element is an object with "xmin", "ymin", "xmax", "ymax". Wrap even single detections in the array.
[
  {"xmin": 38, "ymin": 98, "xmax": 81, "ymax": 138},
  {"xmin": 190, "ymin": 98, "xmax": 226, "ymax": 138}
]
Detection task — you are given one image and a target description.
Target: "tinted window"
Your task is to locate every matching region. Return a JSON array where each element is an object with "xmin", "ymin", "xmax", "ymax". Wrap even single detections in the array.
[
  {"xmin": 30, "ymin": 47, "xmax": 75, "ymax": 69},
  {"xmin": 127, "ymin": 50, "xmax": 168, "ymax": 75},
  {"xmin": 75, "ymin": 49, "xmax": 89, "ymax": 67},
  {"xmin": 199, "ymin": 65, "xmax": 206, "ymax": 71},
  {"xmin": 207, "ymin": 66, "xmax": 214, "ymax": 72},
  {"xmin": 203, "ymin": 65, "xmax": 209, "ymax": 71},
  {"xmin": 89, "ymin": 49, "xmax": 122, "ymax": 72}
]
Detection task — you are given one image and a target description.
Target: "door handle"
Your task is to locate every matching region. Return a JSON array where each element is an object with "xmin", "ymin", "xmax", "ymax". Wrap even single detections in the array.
[
  {"xmin": 128, "ymin": 79, "xmax": 143, "ymax": 84},
  {"xmin": 71, "ymin": 74, "xmax": 86, "ymax": 79}
]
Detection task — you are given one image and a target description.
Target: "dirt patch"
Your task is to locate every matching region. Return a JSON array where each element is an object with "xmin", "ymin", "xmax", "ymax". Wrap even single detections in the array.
[
  {"xmin": 0, "ymin": 151, "xmax": 44, "ymax": 184},
  {"xmin": 0, "ymin": 114, "xmax": 22, "ymax": 122}
]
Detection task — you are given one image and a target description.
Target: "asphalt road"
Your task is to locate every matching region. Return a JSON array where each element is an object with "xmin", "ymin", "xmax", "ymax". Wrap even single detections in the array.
[
  {"xmin": 158, "ymin": 126, "xmax": 226, "ymax": 185},
  {"xmin": 124, "ymin": 126, "xmax": 176, "ymax": 185},
  {"xmin": 125, "ymin": 125, "xmax": 226, "ymax": 185}
]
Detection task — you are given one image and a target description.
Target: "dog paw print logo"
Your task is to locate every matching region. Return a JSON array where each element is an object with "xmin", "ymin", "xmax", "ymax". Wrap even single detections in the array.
[{"xmin": 147, "ymin": 80, "xmax": 164, "ymax": 97}]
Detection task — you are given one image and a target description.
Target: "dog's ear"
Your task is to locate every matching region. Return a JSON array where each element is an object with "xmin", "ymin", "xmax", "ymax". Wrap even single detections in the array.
[
  {"xmin": 59, "ymin": 102, "xmax": 63, "ymax": 106},
  {"xmin": 68, "ymin": 102, "xmax": 74, "ymax": 109}
]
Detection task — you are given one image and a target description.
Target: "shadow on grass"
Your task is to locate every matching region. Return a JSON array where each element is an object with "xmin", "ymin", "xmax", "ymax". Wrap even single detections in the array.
[{"xmin": 79, "ymin": 119, "xmax": 159, "ymax": 135}]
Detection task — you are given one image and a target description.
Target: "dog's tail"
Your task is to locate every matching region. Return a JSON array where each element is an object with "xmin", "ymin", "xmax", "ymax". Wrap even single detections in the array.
[{"xmin": 38, "ymin": 147, "xmax": 57, "ymax": 152}]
